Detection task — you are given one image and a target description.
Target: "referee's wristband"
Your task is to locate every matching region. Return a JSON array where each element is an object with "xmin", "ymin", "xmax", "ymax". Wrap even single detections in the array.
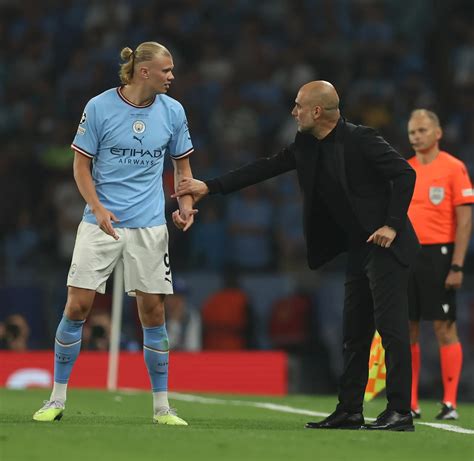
[{"xmin": 450, "ymin": 264, "xmax": 464, "ymax": 273}]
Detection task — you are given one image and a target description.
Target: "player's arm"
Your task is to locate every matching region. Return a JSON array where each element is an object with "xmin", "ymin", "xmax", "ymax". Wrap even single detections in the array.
[
  {"xmin": 73, "ymin": 150, "xmax": 119, "ymax": 240},
  {"xmin": 171, "ymin": 156, "xmax": 198, "ymax": 232},
  {"xmin": 446, "ymin": 204, "xmax": 472, "ymax": 289}
]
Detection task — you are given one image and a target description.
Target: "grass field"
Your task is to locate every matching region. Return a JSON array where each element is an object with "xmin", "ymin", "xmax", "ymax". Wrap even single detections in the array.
[{"xmin": 1, "ymin": 389, "xmax": 473, "ymax": 461}]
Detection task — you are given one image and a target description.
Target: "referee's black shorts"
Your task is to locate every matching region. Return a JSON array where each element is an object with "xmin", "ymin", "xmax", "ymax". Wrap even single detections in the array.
[{"xmin": 408, "ymin": 243, "xmax": 457, "ymax": 321}]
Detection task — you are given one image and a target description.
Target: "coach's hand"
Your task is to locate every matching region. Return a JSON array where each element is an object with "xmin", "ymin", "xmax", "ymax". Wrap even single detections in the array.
[
  {"xmin": 367, "ymin": 225, "xmax": 397, "ymax": 248},
  {"xmin": 172, "ymin": 208, "xmax": 198, "ymax": 232},
  {"xmin": 93, "ymin": 205, "xmax": 120, "ymax": 240},
  {"xmin": 171, "ymin": 178, "xmax": 209, "ymax": 204}
]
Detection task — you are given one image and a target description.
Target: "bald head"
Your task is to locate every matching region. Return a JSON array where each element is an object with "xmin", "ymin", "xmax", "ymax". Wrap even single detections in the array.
[
  {"xmin": 409, "ymin": 109, "xmax": 440, "ymax": 127},
  {"xmin": 407, "ymin": 108, "xmax": 442, "ymax": 157},
  {"xmin": 292, "ymin": 81, "xmax": 340, "ymax": 138},
  {"xmin": 299, "ymin": 81, "xmax": 340, "ymax": 112}
]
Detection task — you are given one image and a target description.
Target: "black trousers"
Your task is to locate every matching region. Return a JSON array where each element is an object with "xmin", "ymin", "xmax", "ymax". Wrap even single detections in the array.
[{"xmin": 336, "ymin": 244, "xmax": 411, "ymax": 413}]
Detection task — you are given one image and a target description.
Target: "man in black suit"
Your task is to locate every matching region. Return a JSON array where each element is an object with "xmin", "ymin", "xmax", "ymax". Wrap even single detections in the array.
[{"xmin": 172, "ymin": 81, "xmax": 419, "ymax": 431}]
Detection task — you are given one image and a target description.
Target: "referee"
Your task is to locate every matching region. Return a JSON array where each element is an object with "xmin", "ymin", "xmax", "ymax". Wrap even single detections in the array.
[{"xmin": 407, "ymin": 109, "xmax": 473, "ymax": 420}]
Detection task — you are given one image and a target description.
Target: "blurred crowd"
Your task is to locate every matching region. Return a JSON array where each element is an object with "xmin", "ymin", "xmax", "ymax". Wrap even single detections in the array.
[
  {"xmin": 1, "ymin": 0, "xmax": 473, "ymax": 280},
  {"xmin": 1, "ymin": 0, "xmax": 474, "ymax": 398}
]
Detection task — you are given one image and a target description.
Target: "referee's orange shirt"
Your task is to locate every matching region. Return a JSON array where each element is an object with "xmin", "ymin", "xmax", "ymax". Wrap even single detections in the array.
[{"xmin": 408, "ymin": 151, "xmax": 474, "ymax": 245}]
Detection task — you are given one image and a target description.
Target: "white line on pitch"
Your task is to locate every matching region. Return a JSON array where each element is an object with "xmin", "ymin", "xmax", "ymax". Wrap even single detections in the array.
[
  {"xmin": 168, "ymin": 392, "xmax": 474, "ymax": 435},
  {"xmin": 416, "ymin": 421, "xmax": 474, "ymax": 434}
]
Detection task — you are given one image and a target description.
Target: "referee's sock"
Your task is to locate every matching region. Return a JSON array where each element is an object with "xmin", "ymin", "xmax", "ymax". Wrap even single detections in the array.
[
  {"xmin": 440, "ymin": 342, "xmax": 463, "ymax": 408},
  {"xmin": 410, "ymin": 343, "xmax": 420, "ymax": 411}
]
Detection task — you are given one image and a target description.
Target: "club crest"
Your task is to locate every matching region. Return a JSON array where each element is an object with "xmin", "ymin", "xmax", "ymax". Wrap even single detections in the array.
[
  {"xmin": 429, "ymin": 186, "xmax": 444, "ymax": 205},
  {"xmin": 133, "ymin": 120, "xmax": 146, "ymax": 134}
]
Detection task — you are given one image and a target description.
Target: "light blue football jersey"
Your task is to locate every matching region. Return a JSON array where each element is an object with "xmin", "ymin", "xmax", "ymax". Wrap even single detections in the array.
[{"xmin": 71, "ymin": 87, "xmax": 193, "ymax": 228}]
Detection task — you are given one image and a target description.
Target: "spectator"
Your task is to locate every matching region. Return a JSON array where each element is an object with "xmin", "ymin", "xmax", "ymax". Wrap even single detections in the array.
[
  {"xmin": 82, "ymin": 310, "xmax": 111, "ymax": 352},
  {"xmin": 165, "ymin": 278, "xmax": 201, "ymax": 351},
  {"xmin": 201, "ymin": 273, "xmax": 252, "ymax": 350},
  {"xmin": 0, "ymin": 314, "xmax": 31, "ymax": 351},
  {"xmin": 225, "ymin": 186, "xmax": 275, "ymax": 271}
]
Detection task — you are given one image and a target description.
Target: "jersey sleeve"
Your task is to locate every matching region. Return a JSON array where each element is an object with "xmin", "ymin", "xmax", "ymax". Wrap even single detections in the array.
[
  {"xmin": 452, "ymin": 161, "xmax": 474, "ymax": 206},
  {"xmin": 71, "ymin": 99, "xmax": 100, "ymax": 158},
  {"xmin": 169, "ymin": 104, "xmax": 194, "ymax": 159}
]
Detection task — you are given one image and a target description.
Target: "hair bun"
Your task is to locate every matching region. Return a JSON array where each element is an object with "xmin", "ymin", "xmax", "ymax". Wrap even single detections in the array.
[{"xmin": 120, "ymin": 47, "xmax": 134, "ymax": 61}]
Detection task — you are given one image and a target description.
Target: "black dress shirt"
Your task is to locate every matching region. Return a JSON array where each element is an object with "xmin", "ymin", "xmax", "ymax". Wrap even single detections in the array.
[{"xmin": 314, "ymin": 128, "xmax": 368, "ymax": 247}]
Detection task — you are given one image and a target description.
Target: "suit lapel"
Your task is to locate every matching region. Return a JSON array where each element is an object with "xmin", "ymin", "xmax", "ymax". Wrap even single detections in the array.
[
  {"xmin": 334, "ymin": 118, "xmax": 350, "ymax": 198},
  {"xmin": 294, "ymin": 131, "xmax": 319, "ymax": 189},
  {"xmin": 294, "ymin": 118, "xmax": 351, "ymax": 200},
  {"xmin": 294, "ymin": 132, "xmax": 320, "ymax": 227}
]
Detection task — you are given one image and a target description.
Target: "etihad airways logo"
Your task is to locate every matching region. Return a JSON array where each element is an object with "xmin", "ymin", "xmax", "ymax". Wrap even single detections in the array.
[{"xmin": 110, "ymin": 145, "xmax": 166, "ymax": 166}]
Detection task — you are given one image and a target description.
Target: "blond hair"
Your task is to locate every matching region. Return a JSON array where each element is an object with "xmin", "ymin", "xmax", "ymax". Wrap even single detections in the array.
[
  {"xmin": 119, "ymin": 42, "xmax": 171, "ymax": 84},
  {"xmin": 410, "ymin": 109, "xmax": 440, "ymax": 127}
]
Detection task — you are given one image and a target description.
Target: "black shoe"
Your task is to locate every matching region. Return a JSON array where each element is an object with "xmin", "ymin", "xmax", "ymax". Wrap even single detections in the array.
[
  {"xmin": 305, "ymin": 410, "xmax": 364, "ymax": 430},
  {"xmin": 410, "ymin": 408, "xmax": 421, "ymax": 419},
  {"xmin": 362, "ymin": 410, "xmax": 414, "ymax": 432},
  {"xmin": 435, "ymin": 403, "xmax": 459, "ymax": 420}
]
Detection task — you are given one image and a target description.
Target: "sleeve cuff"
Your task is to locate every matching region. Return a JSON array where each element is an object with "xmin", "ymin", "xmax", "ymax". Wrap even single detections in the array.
[
  {"xmin": 204, "ymin": 178, "xmax": 222, "ymax": 195},
  {"xmin": 385, "ymin": 216, "xmax": 402, "ymax": 232}
]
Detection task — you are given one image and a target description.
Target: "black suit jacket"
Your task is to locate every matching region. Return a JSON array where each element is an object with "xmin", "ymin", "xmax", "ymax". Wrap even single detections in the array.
[{"xmin": 206, "ymin": 118, "xmax": 420, "ymax": 269}]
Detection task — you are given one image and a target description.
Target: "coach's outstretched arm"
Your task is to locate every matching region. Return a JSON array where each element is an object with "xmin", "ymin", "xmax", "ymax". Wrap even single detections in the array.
[{"xmin": 172, "ymin": 146, "xmax": 296, "ymax": 208}]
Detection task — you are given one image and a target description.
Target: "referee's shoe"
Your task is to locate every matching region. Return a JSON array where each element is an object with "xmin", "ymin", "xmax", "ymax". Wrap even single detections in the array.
[{"xmin": 436, "ymin": 403, "xmax": 459, "ymax": 420}]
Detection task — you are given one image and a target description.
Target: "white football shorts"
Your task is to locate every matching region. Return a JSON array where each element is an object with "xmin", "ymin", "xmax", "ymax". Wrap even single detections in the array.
[{"xmin": 67, "ymin": 221, "xmax": 173, "ymax": 296}]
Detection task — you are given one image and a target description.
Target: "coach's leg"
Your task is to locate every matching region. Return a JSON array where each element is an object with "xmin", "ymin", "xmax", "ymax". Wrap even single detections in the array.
[
  {"xmin": 368, "ymin": 249, "xmax": 411, "ymax": 412},
  {"xmin": 336, "ymin": 271, "xmax": 375, "ymax": 413},
  {"xmin": 408, "ymin": 248, "xmax": 424, "ymax": 416}
]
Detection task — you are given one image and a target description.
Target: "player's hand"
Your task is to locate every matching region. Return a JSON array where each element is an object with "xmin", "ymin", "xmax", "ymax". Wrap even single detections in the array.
[
  {"xmin": 445, "ymin": 271, "xmax": 463, "ymax": 290},
  {"xmin": 172, "ymin": 208, "xmax": 198, "ymax": 232},
  {"xmin": 93, "ymin": 205, "xmax": 120, "ymax": 240},
  {"xmin": 367, "ymin": 225, "xmax": 397, "ymax": 248},
  {"xmin": 171, "ymin": 178, "xmax": 209, "ymax": 204}
]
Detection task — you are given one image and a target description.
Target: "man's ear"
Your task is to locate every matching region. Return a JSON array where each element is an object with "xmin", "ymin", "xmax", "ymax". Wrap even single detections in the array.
[{"xmin": 139, "ymin": 66, "xmax": 149, "ymax": 79}]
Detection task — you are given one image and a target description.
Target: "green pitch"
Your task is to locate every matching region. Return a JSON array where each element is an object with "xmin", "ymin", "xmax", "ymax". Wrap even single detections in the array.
[{"xmin": 1, "ymin": 389, "xmax": 473, "ymax": 461}]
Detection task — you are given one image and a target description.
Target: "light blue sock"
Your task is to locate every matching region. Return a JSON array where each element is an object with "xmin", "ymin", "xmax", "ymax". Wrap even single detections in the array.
[
  {"xmin": 143, "ymin": 324, "xmax": 169, "ymax": 392},
  {"xmin": 54, "ymin": 315, "xmax": 84, "ymax": 384}
]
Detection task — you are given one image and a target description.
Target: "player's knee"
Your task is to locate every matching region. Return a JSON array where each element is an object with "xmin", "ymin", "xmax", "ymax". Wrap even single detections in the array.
[
  {"xmin": 64, "ymin": 300, "xmax": 91, "ymax": 320},
  {"xmin": 141, "ymin": 304, "xmax": 165, "ymax": 326}
]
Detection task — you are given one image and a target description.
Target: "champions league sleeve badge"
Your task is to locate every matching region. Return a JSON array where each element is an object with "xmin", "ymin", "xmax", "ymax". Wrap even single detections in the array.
[
  {"xmin": 77, "ymin": 111, "xmax": 87, "ymax": 135},
  {"xmin": 133, "ymin": 120, "xmax": 146, "ymax": 134}
]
